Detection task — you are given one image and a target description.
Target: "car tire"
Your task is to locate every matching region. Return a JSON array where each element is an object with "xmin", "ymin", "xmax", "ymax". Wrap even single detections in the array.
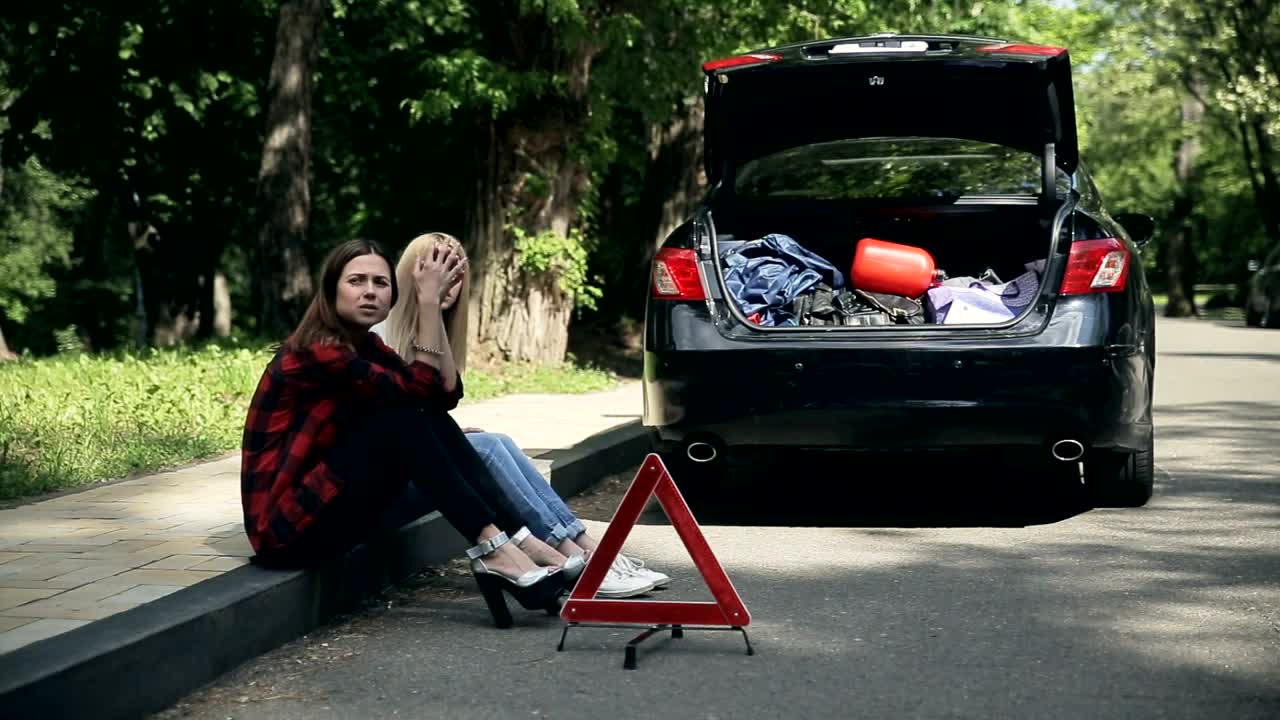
[{"xmin": 1084, "ymin": 439, "xmax": 1154, "ymax": 508}]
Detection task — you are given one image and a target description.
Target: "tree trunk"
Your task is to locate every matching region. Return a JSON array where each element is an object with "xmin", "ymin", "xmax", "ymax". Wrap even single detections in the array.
[
  {"xmin": 463, "ymin": 30, "xmax": 600, "ymax": 364},
  {"xmin": 133, "ymin": 219, "xmax": 205, "ymax": 347},
  {"xmin": 129, "ymin": 220, "xmax": 155, "ymax": 347},
  {"xmin": 1163, "ymin": 214, "xmax": 1196, "ymax": 318},
  {"xmin": 1250, "ymin": 120, "xmax": 1280, "ymax": 246},
  {"xmin": 1236, "ymin": 119, "xmax": 1267, "ymax": 210},
  {"xmin": 0, "ymin": 143, "xmax": 9, "ymax": 360},
  {"xmin": 597, "ymin": 99, "xmax": 707, "ymax": 323},
  {"xmin": 214, "ymin": 272, "xmax": 232, "ymax": 337},
  {"xmin": 252, "ymin": 0, "xmax": 325, "ymax": 338},
  {"xmin": 0, "ymin": 322, "xmax": 15, "ymax": 361},
  {"xmin": 465, "ymin": 118, "xmax": 581, "ymax": 364},
  {"xmin": 464, "ymin": 118, "xmax": 518, "ymax": 363},
  {"xmin": 195, "ymin": 231, "xmax": 232, "ymax": 340},
  {"xmin": 636, "ymin": 100, "xmax": 706, "ymax": 313},
  {"xmin": 1164, "ymin": 91, "xmax": 1204, "ymax": 318},
  {"xmin": 645, "ymin": 99, "xmax": 707, "ymax": 254}
]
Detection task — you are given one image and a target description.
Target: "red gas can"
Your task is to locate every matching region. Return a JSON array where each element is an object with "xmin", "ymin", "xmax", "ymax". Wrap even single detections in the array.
[{"xmin": 850, "ymin": 238, "xmax": 938, "ymax": 298}]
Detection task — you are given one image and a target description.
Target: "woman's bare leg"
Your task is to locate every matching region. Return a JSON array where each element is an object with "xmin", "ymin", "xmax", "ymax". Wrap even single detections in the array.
[
  {"xmin": 473, "ymin": 524, "xmax": 540, "ymax": 577},
  {"xmin": 516, "ymin": 533, "xmax": 570, "ymax": 568}
]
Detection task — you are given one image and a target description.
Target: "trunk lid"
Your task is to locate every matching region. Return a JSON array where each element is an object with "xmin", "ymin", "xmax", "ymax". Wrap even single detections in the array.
[{"xmin": 702, "ymin": 35, "xmax": 1079, "ymax": 189}]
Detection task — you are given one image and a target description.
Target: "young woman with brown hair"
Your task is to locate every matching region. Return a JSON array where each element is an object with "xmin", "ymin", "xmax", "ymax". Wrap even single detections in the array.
[{"xmin": 240, "ymin": 238, "xmax": 564, "ymax": 628}]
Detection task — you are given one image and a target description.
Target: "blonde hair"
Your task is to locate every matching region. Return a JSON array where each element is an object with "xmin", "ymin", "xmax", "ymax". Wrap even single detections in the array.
[{"xmin": 383, "ymin": 232, "xmax": 470, "ymax": 373}]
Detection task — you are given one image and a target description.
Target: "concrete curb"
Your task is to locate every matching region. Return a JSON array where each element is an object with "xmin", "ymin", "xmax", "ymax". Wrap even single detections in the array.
[{"xmin": 0, "ymin": 420, "xmax": 648, "ymax": 720}]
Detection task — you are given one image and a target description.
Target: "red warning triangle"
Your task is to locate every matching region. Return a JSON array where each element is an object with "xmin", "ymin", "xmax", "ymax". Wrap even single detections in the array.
[{"xmin": 560, "ymin": 453, "xmax": 751, "ymax": 627}]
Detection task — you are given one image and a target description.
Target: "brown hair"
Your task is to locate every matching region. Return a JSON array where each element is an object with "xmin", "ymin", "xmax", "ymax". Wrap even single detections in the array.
[
  {"xmin": 381, "ymin": 232, "xmax": 469, "ymax": 372},
  {"xmin": 285, "ymin": 238, "xmax": 398, "ymax": 351}
]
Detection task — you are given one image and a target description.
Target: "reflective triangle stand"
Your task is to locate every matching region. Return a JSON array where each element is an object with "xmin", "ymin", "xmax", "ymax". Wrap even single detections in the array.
[{"xmin": 555, "ymin": 454, "xmax": 755, "ymax": 669}]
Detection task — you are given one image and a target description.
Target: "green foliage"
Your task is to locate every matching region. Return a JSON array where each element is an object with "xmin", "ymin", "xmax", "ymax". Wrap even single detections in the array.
[
  {"xmin": 510, "ymin": 225, "xmax": 602, "ymax": 310},
  {"xmin": 1143, "ymin": 0, "xmax": 1279, "ymax": 138},
  {"xmin": 0, "ymin": 343, "xmax": 620, "ymax": 500},
  {"xmin": 1, "ymin": 0, "xmax": 1275, "ymax": 359},
  {"xmin": 0, "ymin": 344, "xmax": 273, "ymax": 499},
  {"xmin": 461, "ymin": 357, "xmax": 617, "ymax": 400},
  {"xmin": 394, "ymin": 0, "xmax": 602, "ymax": 125},
  {"xmin": 0, "ymin": 157, "xmax": 95, "ymax": 324},
  {"xmin": 1071, "ymin": 0, "xmax": 1277, "ymax": 286},
  {"xmin": 0, "ymin": 1, "xmax": 273, "ymax": 351}
]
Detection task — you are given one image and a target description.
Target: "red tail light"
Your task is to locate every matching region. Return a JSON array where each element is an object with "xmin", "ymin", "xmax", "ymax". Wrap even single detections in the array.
[
  {"xmin": 652, "ymin": 248, "xmax": 706, "ymax": 301},
  {"xmin": 702, "ymin": 53, "xmax": 781, "ymax": 72},
  {"xmin": 975, "ymin": 43, "xmax": 1066, "ymax": 57},
  {"xmin": 1061, "ymin": 238, "xmax": 1130, "ymax": 295}
]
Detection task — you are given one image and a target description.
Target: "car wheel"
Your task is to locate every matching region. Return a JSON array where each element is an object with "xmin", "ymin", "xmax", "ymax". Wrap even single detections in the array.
[{"xmin": 1084, "ymin": 439, "xmax": 1155, "ymax": 508}]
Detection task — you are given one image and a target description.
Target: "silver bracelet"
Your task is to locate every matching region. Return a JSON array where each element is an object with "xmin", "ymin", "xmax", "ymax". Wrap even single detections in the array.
[{"xmin": 410, "ymin": 338, "xmax": 444, "ymax": 356}]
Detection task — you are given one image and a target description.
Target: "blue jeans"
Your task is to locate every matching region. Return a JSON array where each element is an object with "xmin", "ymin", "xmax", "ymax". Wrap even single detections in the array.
[{"xmin": 466, "ymin": 432, "xmax": 586, "ymax": 545}]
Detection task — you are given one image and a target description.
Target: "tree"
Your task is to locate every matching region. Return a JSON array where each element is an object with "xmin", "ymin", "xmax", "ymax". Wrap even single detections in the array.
[
  {"xmin": 253, "ymin": 0, "xmax": 327, "ymax": 338},
  {"xmin": 1, "ymin": 2, "xmax": 270, "ymax": 351},
  {"xmin": 0, "ymin": 157, "xmax": 93, "ymax": 356},
  {"xmin": 1164, "ymin": 90, "xmax": 1206, "ymax": 317},
  {"xmin": 393, "ymin": 1, "xmax": 631, "ymax": 363},
  {"xmin": 1084, "ymin": 0, "xmax": 1278, "ymax": 304},
  {"xmin": 1166, "ymin": 0, "xmax": 1280, "ymax": 247},
  {"xmin": 3, "ymin": 0, "xmax": 1269, "ymax": 359}
]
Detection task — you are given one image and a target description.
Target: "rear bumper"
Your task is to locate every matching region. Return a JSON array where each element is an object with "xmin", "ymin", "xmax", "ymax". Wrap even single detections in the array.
[
  {"xmin": 644, "ymin": 297, "xmax": 1154, "ymax": 458},
  {"xmin": 647, "ymin": 401, "xmax": 1153, "ymax": 457}
]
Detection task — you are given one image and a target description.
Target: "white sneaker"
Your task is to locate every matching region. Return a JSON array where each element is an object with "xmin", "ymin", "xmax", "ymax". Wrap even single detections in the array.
[
  {"xmin": 595, "ymin": 565, "xmax": 655, "ymax": 599},
  {"xmin": 613, "ymin": 554, "xmax": 671, "ymax": 589}
]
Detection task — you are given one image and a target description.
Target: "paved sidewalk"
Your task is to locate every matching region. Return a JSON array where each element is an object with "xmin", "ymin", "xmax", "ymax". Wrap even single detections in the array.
[{"xmin": 0, "ymin": 382, "xmax": 642, "ymax": 654}]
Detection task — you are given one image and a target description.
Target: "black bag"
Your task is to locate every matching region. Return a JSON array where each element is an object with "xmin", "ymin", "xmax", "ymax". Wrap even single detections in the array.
[
  {"xmin": 794, "ymin": 284, "xmax": 897, "ymax": 326},
  {"xmin": 833, "ymin": 290, "xmax": 893, "ymax": 326},
  {"xmin": 853, "ymin": 290, "xmax": 925, "ymax": 325}
]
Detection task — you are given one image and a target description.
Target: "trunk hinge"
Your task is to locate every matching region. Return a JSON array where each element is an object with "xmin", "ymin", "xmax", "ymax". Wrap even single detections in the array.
[{"xmin": 1042, "ymin": 142, "xmax": 1058, "ymax": 202}]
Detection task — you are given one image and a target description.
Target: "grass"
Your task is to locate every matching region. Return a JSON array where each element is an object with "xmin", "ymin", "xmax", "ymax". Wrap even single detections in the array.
[
  {"xmin": 462, "ymin": 357, "xmax": 618, "ymax": 399},
  {"xmin": 1151, "ymin": 291, "xmax": 1246, "ymax": 322},
  {"xmin": 0, "ymin": 344, "xmax": 621, "ymax": 502},
  {"xmin": 1150, "ymin": 292, "xmax": 1216, "ymax": 309}
]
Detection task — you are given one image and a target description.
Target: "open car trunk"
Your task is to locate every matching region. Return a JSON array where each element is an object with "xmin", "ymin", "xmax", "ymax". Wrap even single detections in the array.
[
  {"xmin": 709, "ymin": 196, "xmax": 1067, "ymax": 329},
  {"xmin": 706, "ymin": 133, "xmax": 1071, "ymax": 330},
  {"xmin": 697, "ymin": 35, "xmax": 1082, "ymax": 330}
]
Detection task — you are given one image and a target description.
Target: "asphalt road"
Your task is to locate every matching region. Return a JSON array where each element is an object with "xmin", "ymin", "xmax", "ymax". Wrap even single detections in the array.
[{"xmin": 156, "ymin": 317, "xmax": 1280, "ymax": 720}]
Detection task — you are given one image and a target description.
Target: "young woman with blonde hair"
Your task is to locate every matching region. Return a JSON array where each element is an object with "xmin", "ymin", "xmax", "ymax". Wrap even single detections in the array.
[{"xmin": 375, "ymin": 232, "xmax": 669, "ymax": 599}]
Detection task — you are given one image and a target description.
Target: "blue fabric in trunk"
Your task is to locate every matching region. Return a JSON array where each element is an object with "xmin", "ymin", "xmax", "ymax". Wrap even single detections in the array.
[{"xmin": 721, "ymin": 234, "xmax": 844, "ymax": 326}]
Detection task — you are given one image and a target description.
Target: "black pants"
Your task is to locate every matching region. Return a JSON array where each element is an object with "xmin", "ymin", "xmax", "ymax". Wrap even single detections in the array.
[{"xmin": 267, "ymin": 405, "xmax": 528, "ymax": 566}]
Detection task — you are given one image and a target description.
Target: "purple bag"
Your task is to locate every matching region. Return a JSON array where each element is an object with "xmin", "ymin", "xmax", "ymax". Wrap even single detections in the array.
[{"xmin": 925, "ymin": 262, "xmax": 1043, "ymax": 325}]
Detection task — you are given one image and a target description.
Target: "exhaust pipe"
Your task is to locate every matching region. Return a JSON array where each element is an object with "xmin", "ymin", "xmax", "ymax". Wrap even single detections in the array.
[
  {"xmin": 1051, "ymin": 439, "xmax": 1085, "ymax": 462},
  {"xmin": 686, "ymin": 441, "xmax": 719, "ymax": 464}
]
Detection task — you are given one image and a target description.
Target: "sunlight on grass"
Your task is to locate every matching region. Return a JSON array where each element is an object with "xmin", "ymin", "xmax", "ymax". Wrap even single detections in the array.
[{"xmin": 0, "ymin": 345, "xmax": 620, "ymax": 501}]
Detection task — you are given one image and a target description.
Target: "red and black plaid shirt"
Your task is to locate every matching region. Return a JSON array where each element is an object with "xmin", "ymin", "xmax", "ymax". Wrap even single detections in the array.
[{"xmin": 240, "ymin": 332, "xmax": 462, "ymax": 557}]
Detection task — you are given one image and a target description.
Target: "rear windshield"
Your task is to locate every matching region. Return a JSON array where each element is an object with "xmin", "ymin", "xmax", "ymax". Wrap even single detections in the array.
[{"xmin": 733, "ymin": 137, "xmax": 1069, "ymax": 201}]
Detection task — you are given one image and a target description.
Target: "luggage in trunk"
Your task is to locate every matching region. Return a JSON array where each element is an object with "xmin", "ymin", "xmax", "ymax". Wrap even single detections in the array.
[{"xmin": 713, "ymin": 201, "xmax": 1058, "ymax": 329}]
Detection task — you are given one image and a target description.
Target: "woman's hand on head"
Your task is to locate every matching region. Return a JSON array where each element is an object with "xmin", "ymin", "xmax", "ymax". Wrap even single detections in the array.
[{"xmin": 412, "ymin": 243, "xmax": 468, "ymax": 307}]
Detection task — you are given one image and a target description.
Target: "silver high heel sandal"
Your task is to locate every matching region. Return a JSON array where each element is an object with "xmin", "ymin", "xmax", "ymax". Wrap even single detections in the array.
[
  {"xmin": 510, "ymin": 527, "xmax": 586, "ymax": 581},
  {"xmin": 467, "ymin": 530, "xmax": 563, "ymax": 629},
  {"xmin": 561, "ymin": 552, "xmax": 586, "ymax": 581}
]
